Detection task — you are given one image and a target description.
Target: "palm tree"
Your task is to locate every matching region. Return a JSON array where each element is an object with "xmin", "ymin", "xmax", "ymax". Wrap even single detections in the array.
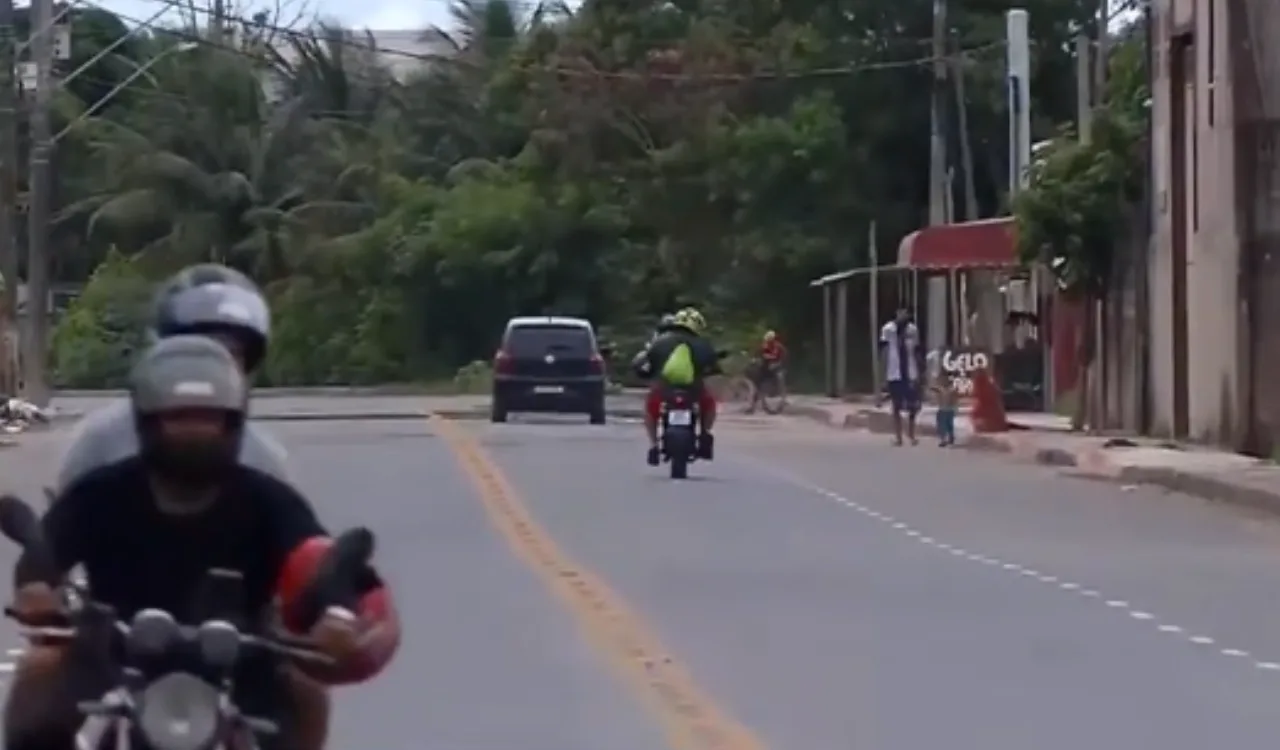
[
  {"xmin": 396, "ymin": 0, "xmax": 566, "ymax": 173},
  {"xmin": 59, "ymin": 40, "xmax": 372, "ymax": 280},
  {"xmin": 268, "ymin": 23, "xmax": 396, "ymax": 126}
]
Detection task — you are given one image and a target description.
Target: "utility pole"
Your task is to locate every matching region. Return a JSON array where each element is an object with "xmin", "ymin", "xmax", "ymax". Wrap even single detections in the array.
[
  {"xmin": 0, "ymin": 0, "xmax": 16, "ymax": 396},
  {"xmin": 950, "ymin": 38, "xmax": 978, "ymax": 223},
  {"xmin": 1077, "ymin": 34, "xmax": 1093, "ymax": 143},
  {"xmin": 1071, "ymin": 31, "xmax": 1093, "ymax": 431},
  {"xmin": 925, "ymin": 0, "xmax": 948, "ymax": 353},
  {"xmin": 1005, "ymin": 9, "xmax": 1042, "ymax": 405},
  {"xmin": 212, "ymin": 0, "xmax": 225, "ymax": 44},
  {"xmin": 23, "ymin": 0, "xmax": 53, "ymax": 405}
]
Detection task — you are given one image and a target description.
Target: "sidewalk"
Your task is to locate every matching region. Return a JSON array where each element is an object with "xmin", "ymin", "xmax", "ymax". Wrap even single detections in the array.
[{"xmin": 788, "ymin": 396, "xmax": 1280, "ymax": 515}]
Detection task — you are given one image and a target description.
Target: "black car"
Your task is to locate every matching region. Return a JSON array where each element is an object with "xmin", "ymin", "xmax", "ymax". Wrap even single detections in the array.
[{"xmin": 491, "ymin": 316, "xmax": 610, "ymax": 424}]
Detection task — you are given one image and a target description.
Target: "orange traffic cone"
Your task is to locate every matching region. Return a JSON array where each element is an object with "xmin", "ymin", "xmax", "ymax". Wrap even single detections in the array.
[{"xmin": 970, "ymin": 367, "xmax": 1009, "ymax": 433}]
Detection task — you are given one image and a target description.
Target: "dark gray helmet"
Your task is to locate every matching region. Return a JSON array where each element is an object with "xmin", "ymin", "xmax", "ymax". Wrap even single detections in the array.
[
  {"xmin": 131, "ymin": 335, "xmax": 248, "ymax": 492},
  {"xmin": 130, "ymin": 335, "xmax": 248, "ymax": 417},
  {"xmin": 151, "ymin": 264, "xmax": 271, "ymax": 372}
]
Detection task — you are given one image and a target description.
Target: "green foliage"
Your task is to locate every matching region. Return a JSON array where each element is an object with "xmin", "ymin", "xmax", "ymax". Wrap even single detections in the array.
[
  {"xmin": 453, "ymin": 360, "xmax": 494, "ymax": 394},
  {"xmin": 1012, "ymin": 26, "xmax": 1149, "ymax": 297},
  {"xmin": 51, "ymin": 249, "xmax": 154, "ymax": 388},
  {"xmin": 46, "ymin": 0, "xmax": 1110, "ymax": 388}
]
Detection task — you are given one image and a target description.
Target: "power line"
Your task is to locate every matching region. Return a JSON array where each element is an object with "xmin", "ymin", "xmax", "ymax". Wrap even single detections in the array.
[{"xmin": 87, "ymin": 0, "xmax": 1006, "ymax": 83}]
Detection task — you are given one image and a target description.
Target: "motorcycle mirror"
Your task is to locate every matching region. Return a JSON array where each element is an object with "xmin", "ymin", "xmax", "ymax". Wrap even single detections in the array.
[
  {"xmin": 128, "ymin": 609, "xmax": 180, "ymax": 660},
  {"xmin": 196, "ymin": 620, "xmax": 241, "ymax": 670},
  {"xmin": 0, "ymin": 494, "xmax": 40, "ymax": 548}
]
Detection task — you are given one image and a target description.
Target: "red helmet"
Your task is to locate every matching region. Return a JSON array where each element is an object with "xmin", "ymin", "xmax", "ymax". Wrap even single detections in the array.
[{"xmin": 275, "ymin": 536, "xmax": 333, "ymax": 632}]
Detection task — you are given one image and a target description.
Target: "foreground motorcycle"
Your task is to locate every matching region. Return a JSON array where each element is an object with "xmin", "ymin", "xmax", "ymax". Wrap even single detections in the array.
[
  {"xmin": 0, "ymin": 495, "xmax": 371, "ymax": 750},
  {"xmin": 659, "ymin": 388, "xmax": 702, "ymax": 479}
]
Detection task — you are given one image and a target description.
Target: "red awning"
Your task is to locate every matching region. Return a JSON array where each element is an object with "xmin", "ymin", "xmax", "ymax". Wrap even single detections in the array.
[{"xmin": 896, "ymin": 217, "xmax": 1017, "ymax": 269}]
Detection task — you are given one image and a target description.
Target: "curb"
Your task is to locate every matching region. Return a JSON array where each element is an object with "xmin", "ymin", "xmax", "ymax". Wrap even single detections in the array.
[
  {"xmin": 788, "ymin": 402, "xmax": 946, "ymax": 437},
  {"xmin": 54, "ymin": 386, "xmax": 443, "ymax": 399},
  {"xmin": 789, "ymin": 402, "xmax": 1280, "ymax": 513},
  {"xmin": 53, "ymin": 387, "xmax": 648, "ymax": 400}
]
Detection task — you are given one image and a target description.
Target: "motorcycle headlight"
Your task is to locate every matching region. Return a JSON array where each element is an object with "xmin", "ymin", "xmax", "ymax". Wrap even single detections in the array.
[{"xmin": 135, "ymin": 672, "xmax": 222, "ymax": 750}]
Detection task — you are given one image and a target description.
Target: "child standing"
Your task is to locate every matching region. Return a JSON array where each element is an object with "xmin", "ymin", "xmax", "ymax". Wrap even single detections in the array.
[{"xmin": 929, "ymin": 363, "xmax": 958, "ymax": 447}]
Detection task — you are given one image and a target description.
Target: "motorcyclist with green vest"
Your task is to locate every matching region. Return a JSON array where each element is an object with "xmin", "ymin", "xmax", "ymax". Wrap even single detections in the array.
[{"xmin": 632, "ymin": 307, "xmax": 721, "ymax": 466}]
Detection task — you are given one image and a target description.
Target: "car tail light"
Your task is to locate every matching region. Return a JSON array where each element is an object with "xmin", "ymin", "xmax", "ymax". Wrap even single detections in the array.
[
  {"xmin": 589, "ymin": 353, "xmax": 605, "ymax": 374},
  {"xmin": 672, "ymin": 394, "xmax": 686, "ymax": 406},
  {"xmin": 494, "ymin": 350, "xmax": 513, "ymax": 374}
]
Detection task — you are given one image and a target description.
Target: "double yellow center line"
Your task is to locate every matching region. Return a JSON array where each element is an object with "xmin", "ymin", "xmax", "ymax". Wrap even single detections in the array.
[{"xmin": 432, "ymin": 416, "xmax": 767, "ymax": 750}]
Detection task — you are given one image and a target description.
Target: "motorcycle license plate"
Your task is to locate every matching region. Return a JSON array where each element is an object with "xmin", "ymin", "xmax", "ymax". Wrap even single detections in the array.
[{"xmin": 667, "ymin": 409, "xmax": 692, "ymax": 426}]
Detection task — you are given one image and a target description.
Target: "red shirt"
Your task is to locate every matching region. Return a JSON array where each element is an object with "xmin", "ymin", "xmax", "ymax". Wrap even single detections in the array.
[{"xmin": 761, "ymin": 340, "xmax": 785, "ymax": 362}]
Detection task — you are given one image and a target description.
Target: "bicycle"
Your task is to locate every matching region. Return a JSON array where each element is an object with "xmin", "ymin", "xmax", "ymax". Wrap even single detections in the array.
[{"xmin": 744, "ymin": 359, "xmax": 787, "ymax": 415}]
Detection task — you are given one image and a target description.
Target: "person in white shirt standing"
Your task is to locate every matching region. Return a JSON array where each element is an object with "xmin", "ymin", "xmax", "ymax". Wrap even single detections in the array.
[{"xmin": 879, "ymin": 307, "xmax": 921, "ymax": 446}]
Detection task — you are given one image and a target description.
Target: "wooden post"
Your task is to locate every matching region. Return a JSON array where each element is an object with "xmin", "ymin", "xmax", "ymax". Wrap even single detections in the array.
[
  {"xmin": 823, "ymin": 283, "xmax": 834, "ymax": 396},
  {"xmin": 835, "ymin": 281, "xmax": 848, "ymax": 396}
]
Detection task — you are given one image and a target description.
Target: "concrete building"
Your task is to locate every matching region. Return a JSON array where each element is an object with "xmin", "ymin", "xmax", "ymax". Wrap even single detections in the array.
[{"xmin": 1149, "ymin": 0, "xmax": 1280, "ymax": 452}]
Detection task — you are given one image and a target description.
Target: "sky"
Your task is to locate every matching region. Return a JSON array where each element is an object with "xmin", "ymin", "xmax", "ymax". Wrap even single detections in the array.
[{"xmin": 92, "ymin": 0, "xmax": 454, "ymax": 34}]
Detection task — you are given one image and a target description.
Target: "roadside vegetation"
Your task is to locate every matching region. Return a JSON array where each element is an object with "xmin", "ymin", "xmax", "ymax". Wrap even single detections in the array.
[{"xmin": 42, "ymin": 0, "xmax": 1147, "ymax": 389}]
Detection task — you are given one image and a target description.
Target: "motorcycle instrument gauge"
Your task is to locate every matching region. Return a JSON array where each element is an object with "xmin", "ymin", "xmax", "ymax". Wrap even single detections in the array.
[{"xmin": 135, "ymin": 672, "xmax": 221, "ymax": 750}]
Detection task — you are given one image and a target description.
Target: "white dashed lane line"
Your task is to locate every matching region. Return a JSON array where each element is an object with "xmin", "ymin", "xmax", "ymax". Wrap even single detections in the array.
[{"xmin": 771, "ymin": 470, "xmax": 1280, "ymax": 673}]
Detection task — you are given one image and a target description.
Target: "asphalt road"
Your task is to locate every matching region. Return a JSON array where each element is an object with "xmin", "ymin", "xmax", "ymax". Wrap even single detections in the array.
[{"xmin": 0, "ymin": 400, "xmax": 1278, "ymax": 748}]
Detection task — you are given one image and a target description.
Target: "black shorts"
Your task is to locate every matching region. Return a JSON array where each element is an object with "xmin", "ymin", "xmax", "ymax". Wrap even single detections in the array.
[{"xmin": 886, "ymin": 379, "xmax": 919, "ymax": 414}]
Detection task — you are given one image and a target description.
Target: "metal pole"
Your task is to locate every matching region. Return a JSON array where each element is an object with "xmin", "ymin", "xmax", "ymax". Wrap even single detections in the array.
[
  {"xmin": 835, "ymin": 282, "xmax": 848, "ymax": 397},
  {"xmin": 929, "ymin": 0, "xmax": 947, "ymax": 227},
  {"xmin": 869, "ymin": 222, "xmax": 880, "ymax": 397},
  {"xmin": 15, "ymin": 0, "xmax": 83, "ymax": 57},
  {"xmin": 212, "ymin": 0, "xmax": 225, "ymax": 44},
  {"xmin": 925, "ymin": 0, "xmax": 949, "ymax": 355},
  {"xmin": 0, "ymin": 0, "xmax": 16, "ymax": 394},
  {"xmin": 951, "ymin": 38, "xmax": 979, "ymax": 223},
  {"xmin": 822, "ymin": 283, "xmax": 833, "ymax": 396},
  {"xmin": 22, "ymin": 0, "xmax": 53, "ymax": 404}
]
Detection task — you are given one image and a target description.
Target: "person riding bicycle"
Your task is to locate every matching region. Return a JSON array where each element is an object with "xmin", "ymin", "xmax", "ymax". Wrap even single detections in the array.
[
  {"xmin": 633, "ymin": 307, "xmax": 721, "ymax": 466},
  {"xmin": 760, "ymin": 330, "xmax": 787, "ymax": 368},
  {"xmin": 4, "ymin": 335, "xmax": 401, "ymax": 750},
  {"xmin": 746, "ymin": 330, "xmax": 788, "ymax": 414},
  {"xmin": 55, "ymin": 264, "xmax": 290, "ymax": 495}
]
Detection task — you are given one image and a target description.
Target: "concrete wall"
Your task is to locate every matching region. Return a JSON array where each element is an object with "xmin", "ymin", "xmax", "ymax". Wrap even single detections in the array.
[{"xmin": 1150, "ymin": 0, "xmax": 1241, "ymax": 443}]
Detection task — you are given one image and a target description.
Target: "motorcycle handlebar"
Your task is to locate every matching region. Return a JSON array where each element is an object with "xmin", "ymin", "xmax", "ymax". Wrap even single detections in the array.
[{"xmin": 3, "ymin": 606, "xmax": 337, "ymax": 667}]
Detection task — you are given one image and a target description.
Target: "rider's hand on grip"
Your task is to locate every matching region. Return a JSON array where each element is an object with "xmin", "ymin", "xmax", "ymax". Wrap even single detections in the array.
[
  {"xmin": 8, "ymin": 581, "xmax": 60, "ymax": 624},
  {"xmin": 309, "ymin": 608, "xmax": 361, "ymax": 662}
]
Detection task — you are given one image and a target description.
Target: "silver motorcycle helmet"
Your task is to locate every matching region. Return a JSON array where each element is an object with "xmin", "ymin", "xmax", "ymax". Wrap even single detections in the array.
[{"xmin": 150, "ymin": 264, "xmax": 271, "ymax": 373}]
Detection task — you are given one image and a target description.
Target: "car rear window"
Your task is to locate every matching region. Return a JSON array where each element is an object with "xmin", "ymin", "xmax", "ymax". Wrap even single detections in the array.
[{"xmin": 505, "ymin": 325, "xmax": 595, "ymax": 357}]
